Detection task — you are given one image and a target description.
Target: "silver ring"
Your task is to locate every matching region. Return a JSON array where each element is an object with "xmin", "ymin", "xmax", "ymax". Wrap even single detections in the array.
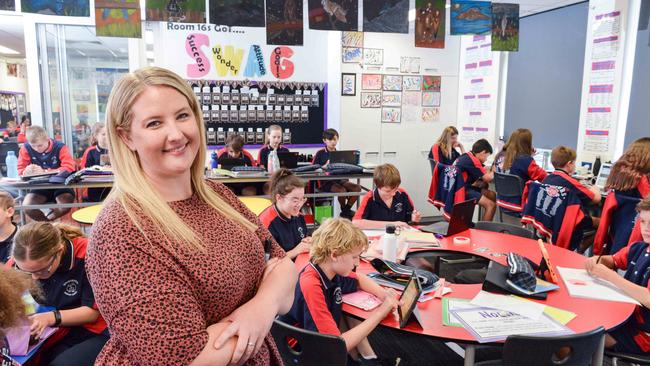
[{"xmin": 248, "ymin": 342, "xmax": 255, "ymax": 347}]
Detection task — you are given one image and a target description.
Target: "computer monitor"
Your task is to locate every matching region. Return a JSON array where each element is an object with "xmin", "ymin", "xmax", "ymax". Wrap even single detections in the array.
[
  {"xmin": 217, "ymin": 156, "xmax": 245, "ymax": 170},
  {"xmin": 277, "ymin": 151, "xmax": 299, "ymax": 169},
  {"xmin": 533, "ymin": 148, "xmax": 553, "ymax": 172},
  {"xmin": 595, "ymin": 162, "xmax": 613, "ymax": 190},
  {"xmin": 328, "ymin": 150, "xmax": 360, "ymax": 165}
]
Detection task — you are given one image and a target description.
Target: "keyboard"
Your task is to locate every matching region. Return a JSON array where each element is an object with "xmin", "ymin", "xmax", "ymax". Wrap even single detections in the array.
[
  {"xmin": 231, "ymin": 166, "xmax": 266, "ymax": 173},
  {"xmin": 291, "ymin": 164, "xmax": 321, "ymax": 173},
  {"xmin": 326, "ymin": 163, "xmax": 362, "ymax": 170}
]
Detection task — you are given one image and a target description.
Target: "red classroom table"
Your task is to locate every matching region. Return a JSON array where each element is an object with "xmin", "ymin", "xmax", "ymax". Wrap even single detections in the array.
[{"xmin": 295, "ymin": 228, "xmax": 635, "ymax": 366}]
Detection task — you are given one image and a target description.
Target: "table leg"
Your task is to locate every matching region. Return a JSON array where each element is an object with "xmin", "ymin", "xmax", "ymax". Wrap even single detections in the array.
[
  {"xmin": 19, "ymin": 187, "xmax": 26, "ymax": 225},
  {"xmin": 592, "ymin": 334, "xmax": 605, "ymax": 366},
  {"xmin": 464, "ymin": 345, "xmax": 475, "ymax": 366}
]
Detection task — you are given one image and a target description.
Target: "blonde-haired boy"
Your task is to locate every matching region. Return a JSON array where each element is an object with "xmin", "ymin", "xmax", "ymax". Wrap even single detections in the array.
[
  {"xmin": 0, "ymin": 192, "xmax": 17, "ymax": 263},
  {"xmin": 280, "ymin": 218, "xmax": 399, "ymax": 365}
]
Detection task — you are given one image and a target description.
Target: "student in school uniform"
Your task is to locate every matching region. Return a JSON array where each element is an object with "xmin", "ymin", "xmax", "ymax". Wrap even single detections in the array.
[
  {"xmin": 353, "ymin": 163, "xmax": 421, "ymax": 230},
  {"xmin": 7, "ymin": 222, "xmax": 109, "ymax": 366},
  {"xmin": 280, "ymin": 218, "xmax": 399, "ymax": 366},
  {"xmin": 2, "ymin": 120, "xmax": 18, "ymax": 139},
  {"xmin": 312, "ymin": 128, "xmax": 362, "ymax": 219},
  {"xmin": 260, "ymin": 169, "xmax": 312, "ymax": 260},
  {"xmin": 16, "ymin": 116, "xmax": 30, "ymax": 144},
  {"xmin": 17, "ymin": 126, "xmax": 76, "ymax": 222},
  {"xmin": 605, "ymin": 137, "xmax": 650, "ymax": 199},
  {"xmin": 586, "ymin": 196, "xmax": 650, "ymax": 355},
  {"xmin": 0, "ymin": 267, "xmax": 38, "ymax": 364},
  {"xmin": 543, "ymin": 146, "xmax": 601, "ymax": 250},
  {"xmin": 454, "ymin": 139, "xmax": 496, "ymax": 221},
  {"xmin": 0, "ymin": 192, "xmax": 17, "ymax": 263},
  {"xmin": 81, "ymin": 123, "xmax": 111, "ymax": 202},
  {"xmin": 218, "ymin": 134, "xmax": 259, "ymax": 196},
  {"xmin": 429, "ymin": 126, "xmax": 465, "ymax": 165},
  {"xmin": 258, "ymin": 124, "xmax": 290, "ymax": 170}
]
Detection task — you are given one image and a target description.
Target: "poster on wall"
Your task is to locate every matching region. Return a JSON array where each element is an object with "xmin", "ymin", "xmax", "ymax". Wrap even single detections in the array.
[
  {"xmin": 402, "ymin": 76, "xmax": 422, "ymax": 91},
  {"xmin": 341, "ymin": 31, "xmax": 363, "ymax": 47},
  {"xmin": 209, "ymin": 0, "xmax": 265, "ymax": 27},
  {"xmin": 342, "ymin": 47, "xmax": 362, "ymax": 63},
  {"xmin": 266, "ymin": 0, "xmax": 303, "ymax": 45},
  {"xmin": 381, "ymin": 107, "xmax": 401, "ymax": 123},
  {"xmin": 491, "ymin": 3, "xmax": 519, "ymax": 52},
  {"xmin": 361, "ymin": 74, "xmax": 382, "ymax": 90},
  {"xmin": 363, "ymin": 0, "xmax": 409, "ymax": 34},
  {"xmin": 6, "ymin": 63, "xmax": 17, "ymax": 77},
  {"xmin": 400, "ymin": 57, "xmax": 420, "ymax": 73},
  {"xmin": 95, "ymin": 0, "xmax": 142, "ymax": 38},
  {"xmin": 341, "ymin": 73, "xmax": 356, "ymax": 95},
  {"xmin": 21, "ymin": 0, "xmax": 88, "ymax": 16},
  {"xmin": 422, "ymin": 75, "xmax": 441, "ymax": 91},
  {"xmin": 450, "ymin": 0, "xmax": 491, "ymax": 36},
  {"xmin": 422, "ymin": 107, "xmax": 440, "ymax": 122},
  {"xmin": 382, "ymin": 75, "xmax": 403, "ymax": 91},
  {"xmin": 308, "ymin": 0, "xmax": 358, "ymax": 31},
  {"xmin": 363, "ymin": 48, "xmax": 383, "ymax": 65},
  {"xmin": 402, "ymin": 91, "xmax": 421, "ymax": 123},
  {"xmin": 360, "ymin": 91, "xmax": 381, "ymax": 108},
  {"xmin": 146, "ymin": 0, "xmax": 205, "ymax": 23},
  {"xmin": 0, "ymin": 0, "xmax": 15, "ymax": 11},
  {"xmin": 415, "ymin": 0, "xmax": 445, "ymax": 49}
]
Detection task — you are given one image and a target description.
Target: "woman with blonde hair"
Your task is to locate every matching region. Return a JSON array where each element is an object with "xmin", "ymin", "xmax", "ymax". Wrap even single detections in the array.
[
  {"xmin": 429, "ymin": 126, "xmax": 464, "ymax": 165},
  {"xmin": 606, "ymin": 137, "xmax": 650, "ymax": 198},
  {"xmin": 86, "ymin": 67, "xmax": 296, "ymax": 366}
]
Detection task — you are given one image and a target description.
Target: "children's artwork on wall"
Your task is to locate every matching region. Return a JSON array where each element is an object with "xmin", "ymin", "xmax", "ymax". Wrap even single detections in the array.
[
  {"xmin": 422, "ymin": 75, "xmax": 442, "ymax": 91},
  {"xmin": 361, "ymin": 74, "xmax": 382, "ymax": 90},
  {"xmin": 95, "ymin": 0, "xmax": 142, "ymax": 38},
  {"xmin": 422, "ymin": 107, "xmax": 440, "ymax": 122},
  {"xmin": 341, "ymin": 73, "xmax": 356, "ymax": 96},
  {"xmin": 209, "ymin": 0, "xmax": 265, "ymax": 27},
  {"xmin": 402, "ymin": 91, "xmax": 421, "ymax": 122},
  {"xmin": 6, "ymin": 63, "xmax": 17, "ymax": 77},
  {"xmin": 381, "ymin": 91, "xmax": 401, "ymax": 107},
  {"xmin": 402, "ymin": 91, "xmax": 421, "ymax": 106},
  {"xmin": 492, "ymin": 3, "xmax": 519, "ymax": 52},
  {"xmin": 363, "ymin": 48, "xmax": 383, "ymax": 65},
  {"xmin": 146, "ymin": 0, "xmax": 204, "ymax": 22},
  {"xmin": 400, "ymin": 57, "xmax": 421, "ymax": 73},
  {"xmin": 422, "ymin": 91, "xmax": 441, "ymax": 107},
  {"xmin": 309, "ymin": 0, "xmax": 358, "ymax": 31},
  {"xmin": 402, "ymin": 75, "xmax": 422, "ymax": 91},
  {"xmin": 382, "ymin": 75, "xmax": 403, "ymax": 91},
  {"xmin": 450, "ymin": 0, "xmax": 491, "ymax": 35},
  {"xmin": 266, "ymin": 0, "xmax": 303, "ymax": 45},
  {"xmin": 0, "ymin": 0, "xmax": 15, "ymax": 11},
  {"xmin": 415, "ymin": 0, "xmax": 445, "ymax": 49},
  {"xmin": 342, "ymin": 47, "xmax": 362, "ymax": 63},
  {"xmin": 360, "ymin": 91, "xmax": 381, "ymax": 108},
  {"xmin": 363, "ymin": 0, "xmax": 409, "ymax": 34},
  {"xmin": 22, "ymin": 0, "xmax": 88, "ymax": 16},
  {"xmin": 341, "ymin": 31, "xmax": 363, "ymax": 47},
  {"xmin": 381, "ymin": 107, "xmax": 401, "ymax": 123}
]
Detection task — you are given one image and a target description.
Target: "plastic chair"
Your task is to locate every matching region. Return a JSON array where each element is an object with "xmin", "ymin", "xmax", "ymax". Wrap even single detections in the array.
[
  {"xmin": 475, "ymin": 327, "xmax": 605, "ymax": 366},
  {"xmin": 475, "ymin": 221, "xmax": 535, "ymax": 239},
  {"xmin": 593, "ymin": 192, "xmax": 641, "ymax": 255},
  {"xmin": 428, "ymin": 158, "xmax": 437, "ymax": 174},
  {"xmin": 605, "ymin": 349, "xmax": 650, "ymax": 366},
  {"xmin": 270, "ymin": 319, "xmax": 347, "ymax": 366},
  {"xmin": 493, "ymin": 172, "xmax": 524, "ymax": 222}
]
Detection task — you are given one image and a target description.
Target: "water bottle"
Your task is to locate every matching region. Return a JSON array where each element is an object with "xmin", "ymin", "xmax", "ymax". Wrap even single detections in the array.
[
  {"xmin": 6, "ymin": 151, "xmax": 18, "ymax": 178},
  {"xmin": 593, "ymin": 156, "xmax": 601, "ymax": 177},
  {"xmin": 210, "ymin": 151, "xmax": 218, "ymax": 169},
  {"xmin": 268, "ymin": 149, "xmax": 280, "ymax": 173},
  {"xmin": 382, "ymin": 225, "xmax": 398, "ymax": 262}
]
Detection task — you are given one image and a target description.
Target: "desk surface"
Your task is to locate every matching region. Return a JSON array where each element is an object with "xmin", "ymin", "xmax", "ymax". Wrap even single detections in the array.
[{"xmin": 296, "ymin": 229, "xmax": 635, "ymax": 344}]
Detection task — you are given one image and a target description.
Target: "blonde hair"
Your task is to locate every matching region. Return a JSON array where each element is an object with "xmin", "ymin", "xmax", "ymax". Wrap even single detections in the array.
[
  {"xmin": 0, "ymin": 267, "xmax": 36, "ymax": 329},
  {"xmin": 436, "ymin": 126, "xmax": 459, "ymax": 160},
  {"xmin": 105, "ymin": 67, "xmax": 256, "ymax": 251},
  {"xmin": 265, "ymin": 124, "xmax": 282, "ymax": 145},
  {"xmin": 90, "ymin": 122, "xmax": 106, "ymax": 146},
  {"xmin": 26, "ymin": 126, "xmax": 49, "ymax": 143},
  {"xmin": 0, "ymin": 191, "xmax": 14, "ymax": 210},
  {"xmin": 373, "ymin": 163, "xmax": 401, "ymax": 188},
  {"xmin": 310, "ymin": 218, "xmax": 368, "ymax": 264}
]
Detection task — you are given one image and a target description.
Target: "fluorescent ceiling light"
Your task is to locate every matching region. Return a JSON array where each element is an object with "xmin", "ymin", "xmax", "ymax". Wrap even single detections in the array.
[{"xmin": 0, "ymin": 45, "xmax": 20, "ymax": 55}]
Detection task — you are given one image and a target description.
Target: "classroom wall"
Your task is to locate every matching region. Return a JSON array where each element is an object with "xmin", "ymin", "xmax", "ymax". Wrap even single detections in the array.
[
  {"xmin": 0, "ymin": 58, "xmax": 30, "ymax": 109},
  {"xmin": 503, "ymin": 2, "xmax": 589, "ymax": 149},
  {"xmin": 624, "ymin": 4, "xmax": 650, "ymax": 147}
]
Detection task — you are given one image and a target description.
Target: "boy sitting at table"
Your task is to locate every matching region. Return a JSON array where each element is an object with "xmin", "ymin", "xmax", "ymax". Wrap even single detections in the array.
[
  {"xmin": 17, "ymin": 126, "xmax": 76, "ymax": 221},
  {"xmin": 280, "ymin": 218, "xmax": 399, "ymax": 365},
  {"xmin": 0, "ymin": 192, "xmax": 17, "ymax": 263},
  {"xmin": 586, "ymin": 196, "xmax": 650, "ymax": 355},
  {"xmin": 353, "ymin": 164, "xmax": 421, "ymax": 230}
]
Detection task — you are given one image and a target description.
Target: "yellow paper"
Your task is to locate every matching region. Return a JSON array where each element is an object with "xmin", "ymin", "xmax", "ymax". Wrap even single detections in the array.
[
  {"xmin": 510, "ymin": 295, "xmax": 577, "ymax": 325},
  {"xmin": 403, "ymin": 231, "xmax": 439, "ymax": 244}
]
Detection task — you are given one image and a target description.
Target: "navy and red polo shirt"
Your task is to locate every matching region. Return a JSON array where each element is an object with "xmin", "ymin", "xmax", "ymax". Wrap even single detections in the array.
[
  {"xmin": 454, "ymin": 152, "xmax": 488, "ymax": 201},
  {"xmin": 7, "ymin": 237, "xmax": 107, "ymax": 335},
  {"xmin": 610, "ymin": 241, "xmax": 650, "ymax": 354},
  {"xmin": 312, "ymin": 148, "xmax": 347, "ymax": 191},
  {"xmin": 543, "ymin": 169, "xmax": 595, "ymax": 230},
  {"xmin": 0, "ymin": 226, "xmax": 17, "ymax": 264},
  {"xmin": 259, "ymin": 204, "xmax": 308, "ymax": 253},
  {"xmin": 17, "ymin": 139, "xmax": 76, "ymax": 175},
  {"xmin": 280, "ymin": 262, "xmax": 358, "ymax": 335},
  {"xmin": 258, "ymin": 145, "xmax": 290, "ymax": 169},
  {"xmin": 353, "ymin": 188, "xmax": 414, "ymax": 223},
  {"xmin": 217, "ymin": 147, "xmax": 256, "ymax": 166},
  {"xmin": 428, "ymin": 143, "xmax": 461, "ymax": 166}
]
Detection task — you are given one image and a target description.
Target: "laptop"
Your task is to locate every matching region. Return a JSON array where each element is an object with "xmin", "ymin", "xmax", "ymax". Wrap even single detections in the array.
[
  {"xmin": 420, "ymin": 199, "xmax": 476, "ymax": 236},
  {"xmin": 594, "ymin": 162, "xmax": 612, "ymax": 191},
  {"xmin": 217, "ymin": 156, "xmax": 245, "ymax": 170},
  {"xmin": 533, "ymin": 148, "xmax": 553, "ymax": 172},
  {"xmin": 329, "ymin": 150, "xmax": 360, "ymax": 165},
  {"xmin": 277, "ymin": 151, "xmax": 299, "ymax": 169}
]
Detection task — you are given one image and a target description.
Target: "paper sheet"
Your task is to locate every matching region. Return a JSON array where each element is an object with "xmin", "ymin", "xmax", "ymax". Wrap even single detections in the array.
[
  {"xmin": 557, "ymin": 267, "xmax": 640, "ymax": 305},
  {"xmin": 471, "ymin": 291, "xmax": 546, "ymax": 320}
]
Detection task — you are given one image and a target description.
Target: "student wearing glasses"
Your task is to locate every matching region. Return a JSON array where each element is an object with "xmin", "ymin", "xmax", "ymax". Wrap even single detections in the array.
[
  {"xmin": 6, "ymin": 222, "xmax": 108, "ymax": 366},
  {"xmin": 260, "ymin": 169, "xmax": 312, "ymax": 260}
]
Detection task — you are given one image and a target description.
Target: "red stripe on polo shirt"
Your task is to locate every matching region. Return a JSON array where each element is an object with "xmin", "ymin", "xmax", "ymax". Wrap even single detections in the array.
[
  {"xmin": 300, "ymin": 267, "xmax": 341, "ymax": 336},
  {"xmin": 467, "ymin": 152, "xmax": 487, "ymax": 175},
  {"xmin": 554, "ymin": 170, "xmax": 595, "ymax": 201},
  {"xmin": 353, "ymin": 191, "xmax": 374, "ymax": 221},
  {"xmin": 259, "ymin": 205, "xmax": 279, "ymax": 228}
]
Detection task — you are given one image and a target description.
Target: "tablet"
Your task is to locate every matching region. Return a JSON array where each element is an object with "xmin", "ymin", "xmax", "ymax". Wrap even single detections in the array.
[
  {"xmin": 398, "ymin": 272, "xmax": 422, "ymax": 328},
  {"xmin": 21, "ymin": 171, "xmax": 57, "ymax": 181}
]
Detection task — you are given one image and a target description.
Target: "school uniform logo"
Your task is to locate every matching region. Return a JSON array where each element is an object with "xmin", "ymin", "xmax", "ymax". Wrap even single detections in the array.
[
  {"xmin": 63, "ymin": 279, "xmax": 79, "ymax": 297},
  {"xmin": 334, "ymin": 287, "xmax": 342, "ymax": 304},
  {"xmin": 395, "ymin": 202, "xmax": 403, "ymax": 213},
  {"xmin": 536, "ymin": 185, "xmax": 567, "ymax": 217},
  {"xmin": 298, "ymin": 227, "xmax": 305, "ymax": 239}
]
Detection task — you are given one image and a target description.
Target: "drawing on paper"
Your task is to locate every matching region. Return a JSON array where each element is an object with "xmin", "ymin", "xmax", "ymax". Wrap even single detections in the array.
[
  {"xmin": 361, "ymin": 74, "xmax": 382, "ymax": 90},
  {"xmin": 363, "ymin": 0, "xmax": 408, "ymax": 33},
  {"xmin": 400, "ymin": 57, "xmax": 421, "ymax": 73},
  {"xmin": 422, "ymin": 91, "xmax": 441, "ymax": 107},
  {"xmin": 403, "ymin": 76, "xmax": 422, "ymax": 91},
  {"xmin": 382, "ymin": 75, "xmax": 403, "ymax": 91},
  {"xmin": 381, "ymin": 107, "xmax": 401, "ymax": 123},
  {"xmin": 422, "ymin": 107, "xmax": 440, "ymax": 122},
  {"xmin": 450, "ymin": 0, "xmax": 491, "ymax": 35},
  {"xmin": 422, "ymin": 75, "xmax": 441, "ymax": 91},
  {"xmin": 341, "ymin": 31, "xmax": 363, "ymax": 47},
  {"xmin": 492, "ymin": 2, "xmax": 519, "ymax": 52},
  {"xmin": 381, "ymin": 91, "xmax": 402, "ymax": 107},
  {"xmin": 360, "ymin": 92, "xmax": 381, "ymax": 108},
  {"xmin": 415, "ymin": 0, "xmax": 445, "ymax": 48},
  {"xmin": 363, "ymin": 48, "xmax": 383, "ymax": 65},
  {"xmin": 342, "ymin": 47, "xmax": 363, "ymax": 63},
  {"xmin": 341, "ymin": 73, "xmax": 356, "ymax": 96},
  {"xmin": 309, "ymin": 0, "xmax": 358, "ymax": 31}
]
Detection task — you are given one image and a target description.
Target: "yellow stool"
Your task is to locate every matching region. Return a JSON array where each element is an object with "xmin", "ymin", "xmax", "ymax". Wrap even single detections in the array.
[
  {"xmin": 72, "ymin": 204, "xmax": 104, "ymax": 225},
  {"xmin": 238, "ymin": 197, "xmax": 272, "ymax": 216}
]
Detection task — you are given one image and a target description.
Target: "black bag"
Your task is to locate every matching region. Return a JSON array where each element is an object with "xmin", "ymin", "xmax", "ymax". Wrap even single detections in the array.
[
  {"xmin": 482, "ymin": 260, "xmax": 547, "ymax": 300},
  {"xmin": 370, "ymin": 258, "xmax": 439, "ymax": 291}
]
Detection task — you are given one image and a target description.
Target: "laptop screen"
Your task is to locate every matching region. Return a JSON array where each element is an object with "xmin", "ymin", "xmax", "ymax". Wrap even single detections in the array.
[
  {"xmin": 595, "ymin": 162, "xmax": 612, "ymax": 189},
  {"xmin": 533, "ymin": 148, "xmax": 553, "ymax": 172}
]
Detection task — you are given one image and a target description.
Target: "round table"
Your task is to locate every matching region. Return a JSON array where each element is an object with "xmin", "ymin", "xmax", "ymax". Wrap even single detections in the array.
[
  {"xmin": 295, "ymin": 228, "xmax": 635, "ymax": 365},
  {"xmin": 238, "ymin": 196, "xmax": 272, "ymax": 216},
  {"xmin": 71, "ymin": 204, "xmax": 104, "ymax": 224}
]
